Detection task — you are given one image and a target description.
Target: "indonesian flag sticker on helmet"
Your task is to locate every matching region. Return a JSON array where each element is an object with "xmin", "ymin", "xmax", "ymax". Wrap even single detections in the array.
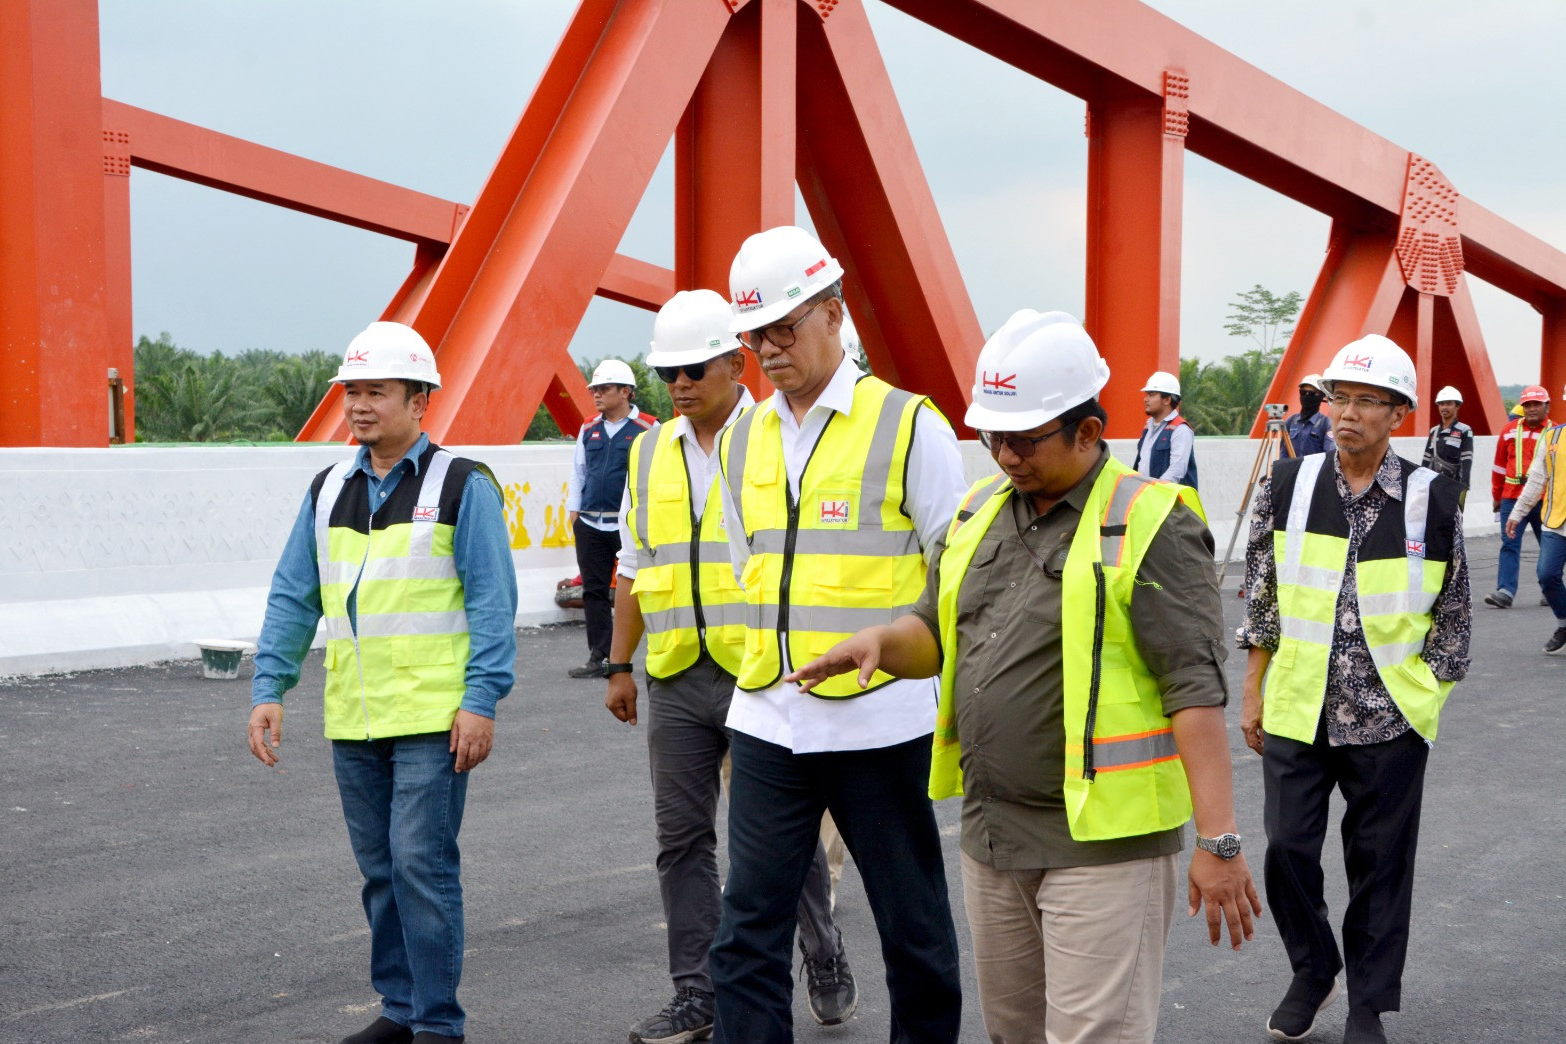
[
  {"xmin": 965, "ymin": 310, "xmax": 1111, "ymax": 432},
  {"xmin": 727, "ymin": 226, "xmax": 845, "ymax": 333}
]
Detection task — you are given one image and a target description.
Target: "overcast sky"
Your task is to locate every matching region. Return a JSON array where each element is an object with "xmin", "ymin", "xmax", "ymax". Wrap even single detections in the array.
[{"xmin": 100, "ymin": 0, "xmax": 1565, "ymax": 385}]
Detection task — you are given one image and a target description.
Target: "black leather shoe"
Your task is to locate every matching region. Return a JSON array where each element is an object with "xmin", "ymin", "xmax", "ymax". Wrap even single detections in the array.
[
  {"xmin": 1266, "ymin": 976, "xmax": 1339, "ymax": 1040},
  {"xmin": 568, "ymin": 658, "xmax": 607, "ymax": 679},
  {"xmin": 340, "ymin": 1016, "xmax": 413, "ymax": 1044}
]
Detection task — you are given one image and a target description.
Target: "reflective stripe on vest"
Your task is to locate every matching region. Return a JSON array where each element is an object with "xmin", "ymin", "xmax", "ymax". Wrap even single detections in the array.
[
  {"xmin": 314, "ymin": 447, "xmax": 473, "ymax": 741},
  {"xmin": 930, "ymin": 456, "xmax": 1203, "ymax": 842},
  {"xmin": 1542, "ymin": 425, "xmax": 1566, "ymax": 530},
  {"xmin": 1266, "ymin": 453, "xmax": 1456, "ymax": 743},
  {"xmin": 720, "ymin": 376, "xmax": 928, "ymax": 698},
  {"xmin": 626, "ymin": 421, "xmax": 747, "ymax": 678}
]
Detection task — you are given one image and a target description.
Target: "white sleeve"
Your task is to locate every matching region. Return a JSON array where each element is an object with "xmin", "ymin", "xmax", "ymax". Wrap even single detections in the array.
[
  {"xmin": 566, "ymin": 430, "xmax": 587, "ymax": 512},
  {"xmin": 904, "ymin": 408, "xmax": 969, "ymax": 563},
  {"xmin": 616, "ymin": 485, "xmax": 638, "ymax": 580},
  {"xmin": 1159, "ymin": 424, "xmax": 1194, "ymax": 482}
]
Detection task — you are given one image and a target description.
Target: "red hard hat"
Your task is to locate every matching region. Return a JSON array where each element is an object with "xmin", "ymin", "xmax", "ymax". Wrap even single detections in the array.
[{"xmin": 1520, "ymin": 385, "xmax": 1550, "ymax": 403}]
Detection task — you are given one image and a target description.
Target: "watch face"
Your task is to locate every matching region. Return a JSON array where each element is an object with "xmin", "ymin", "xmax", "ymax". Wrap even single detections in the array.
[{"xmin": 1201, "ymin": 833, "xmax": 1241, "ymax": 859}]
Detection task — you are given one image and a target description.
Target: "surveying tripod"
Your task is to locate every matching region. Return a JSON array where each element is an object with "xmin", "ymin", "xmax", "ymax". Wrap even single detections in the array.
[{"xmin": 1217, "ymin": 407, "xmax": 1296, "ymax": 587}]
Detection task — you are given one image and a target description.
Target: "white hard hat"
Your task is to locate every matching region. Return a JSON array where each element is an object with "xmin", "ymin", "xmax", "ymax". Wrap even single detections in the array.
[
  {"xmin": 648, "ymin": 290, "xmax": 742, "ymax": 367},
  {"xmin": 332, "ymin": 321, "xmax": 442, "ymax": 388},
  {"xmin": 840, "ymin": 313, "xmax": 865, "ymax": 367},
  {"xmin": 1141, "ymin": 370, "xmax": 1181, "ymax": 397},
  {"xmin": 1300, "ymin": 373, "xmax": 1327, "ymax": 393},
  {"xmin": 1434, "ymin": 385, "xmax": 1463, "ymax": 405},
  {"xmin": 965, "ymin": 310, "xmax": 1110, "ymax": 431},
  {"xmin": 1320, "ymin": 334, "xmax": 1419, "ymax": 409},
  {"xmin": 587, "ymin": 358, "xmax": 637, "ymax": 388},
  {"xmin": 727, "ymin": 226, "xmax": 845, "ymax": 333}
]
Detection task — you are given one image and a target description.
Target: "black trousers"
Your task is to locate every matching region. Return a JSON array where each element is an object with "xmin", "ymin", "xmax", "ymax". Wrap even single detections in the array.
[
  {"xmin": 572, "ymin": 518, "xmax": 620, "ymax": 661},
  {"xmin": 711, "ymin": 731, "xmax": 962, "ymax": 1044},
  {"xmin": 1263, "ymin": 721, "xmax": 1429, "ymax": 1013}
]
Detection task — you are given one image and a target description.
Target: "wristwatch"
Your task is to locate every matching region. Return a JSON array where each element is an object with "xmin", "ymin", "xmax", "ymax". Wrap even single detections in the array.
[
  {"xmin": 603, "ymin": 662, "xmax": 635, "ymax": 676},
  {"xmin": 1195, "ymin": 832, "xmax": 1242, "ymax": 859}
]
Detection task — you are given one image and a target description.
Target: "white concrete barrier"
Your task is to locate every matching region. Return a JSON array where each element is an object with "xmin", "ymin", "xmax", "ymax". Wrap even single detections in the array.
[{"xmin": 1, "ymin": 434, "xmax": 1497, "ymax": 676}]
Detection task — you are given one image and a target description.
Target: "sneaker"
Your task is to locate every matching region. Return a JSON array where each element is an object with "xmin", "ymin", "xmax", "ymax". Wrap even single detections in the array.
[
  {"xmin": 340, "ymin": 1017, "xmax": 413, "ymax": 1044},
  {"xmin": 1545, "ymin": 627, "xmax": 1566, "ymax": 655},
  {"xmin": 1343, "ymin": 1007, "xmax": 1386, "ymax": 1044},
  {"xmin": 568, "ymin": 658, "xmax": 607, "ymax": 679},
  {"xmin": 1266, "ymin": 975, "xmax": 1340, "ymax": 1040},
  {"xmin": 801, "ymin": 938, "xmax": 858, "ymax": 1026},
  {"xmin": 1483, "ymin": 590, "xmax": 1514, "ymax": 609},
  {"xmin": 629, "ymin": 986, "xmax": 714, "ymax": 1044}
]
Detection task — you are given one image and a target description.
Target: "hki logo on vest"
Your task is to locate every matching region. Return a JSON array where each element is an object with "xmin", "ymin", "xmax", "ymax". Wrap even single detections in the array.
[
  {"xmin": 982, "ymin": 372, "xmax": 1018, "ymax": 397},
  {"xmin": 413, "ymin": 506, "xmax": 440, "ymax": 522},
  {"xmin": 1406, "ymin": 539, "xmax": 1426, "ymax": 559},
  {"xmin": 819, "ymin": 499, "xmax": 853, "ymax": 525}
]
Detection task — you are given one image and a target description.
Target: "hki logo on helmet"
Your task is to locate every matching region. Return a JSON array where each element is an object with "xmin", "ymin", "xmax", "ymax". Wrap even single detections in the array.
[{"xmin": 981, "ymin": 372, "xmax": 1019, "ymax": 397}]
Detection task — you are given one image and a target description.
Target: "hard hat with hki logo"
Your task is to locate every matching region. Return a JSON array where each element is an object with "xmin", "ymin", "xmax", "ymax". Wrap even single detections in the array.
[
  {"xmin": 1320, "ymin": 334, "xmax": 1419, "ymax": 409},
  {"xmin": 1141, "ymin": 370, "xmax": 1182, "ymax": 397},
  {"xmin": 965, "ymin": 310, "xmax": 1110, "ymax": 432},
  {"xmin": 727, "ymin": 226, "xmax": 845, "ymax": 333},
  {"xmin": 587, "ymin": 358, "xmax": 637, "ymax": 388},
  {"xmin": 648, "ymin": 290, "xmax": 743, "ymax": 367},
  {"xmin": 332, "ymin": 321, "xmax": 442, "ymax": 388},
  {"xmin": 1434, "ymin": 385, "xmax": 1464, "ymax": 405},
  {"xmin": 1519, "ymin": 384, "xmax": 1551, "ymax": 403}
]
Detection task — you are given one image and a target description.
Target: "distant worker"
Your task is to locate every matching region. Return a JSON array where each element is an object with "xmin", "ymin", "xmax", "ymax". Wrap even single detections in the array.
[
  {"xmin": 567, "ymin": 358, "xmax": 656, "ymax": 678},
  {"xmin": 1239, "ymin": 335, "xmax": 1470, "ymax": 1044},
  {"xmin": 1133, "ymin": 370, "xmax": 1198, "ymax": 488},
  {"xmin": 603, "ymin": 290, "xmax": 853, "ymax": 1042},
  {"xmin": 1420, "ymin": 386, "xmax": 1473, "ymax": 501},
  {"xmin": 710, "ymin": 225, "xmax": 968, "ymax": 1044},
  {"xmin": 1486, "ymin": 385, "xmax": 1552, "ymax": 609},
  {"xmin": 1503, "ymin": 389, "xmax": 1566, "ymax": 654},
  {"xmin": 1286, "ymin": 374, "xmax": 1333, "ymax": 456},
  {"xmin": 248, "ymin": 321, "xmax": 519, "ymax": 1044}
]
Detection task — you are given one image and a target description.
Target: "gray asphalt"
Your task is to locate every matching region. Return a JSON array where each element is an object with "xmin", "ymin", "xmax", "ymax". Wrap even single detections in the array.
[{"xmin": 1, "ymin": 534, "xmax": 1560, "ymax": 1044}]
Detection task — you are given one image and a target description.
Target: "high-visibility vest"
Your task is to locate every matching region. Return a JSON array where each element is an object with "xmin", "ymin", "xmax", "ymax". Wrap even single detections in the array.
[
  {"xmin": 719, "ymin": 375, "xmax": 930, "ymax": 698},
  {"xmin": 312, "ymin": 443, "xmax": 492, "ymax": 740},
  {"xmin": 625, "ymin": 420, "xmax": 748, "ymax": 678},
  {"xmin": 1504, "ymin": 419, "xmax": 1542, "ymax": 485},
  {"xmin": 930, "ymin": 456, "xmax": 1205, "ymax": 842},
  {"xmin": 1539, "ymin": 425, "xmax": 1566, "ymax": 530},
  {"xmin": 1264, "ymin": 452, "xmax": 1461, "ymax": 743}
]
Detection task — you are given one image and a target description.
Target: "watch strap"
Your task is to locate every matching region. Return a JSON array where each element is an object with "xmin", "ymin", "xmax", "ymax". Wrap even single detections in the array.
[{"xmin": 603, "ymin": 662, "xmax": 635, "ymax": 676}]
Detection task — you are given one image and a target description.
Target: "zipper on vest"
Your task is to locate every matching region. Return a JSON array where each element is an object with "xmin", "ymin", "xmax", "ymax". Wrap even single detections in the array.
[
  {"xmin": 680, "ymin": 449, "xmax": 708, "ymax": 646},
  {"xmin": 1082, "ymin": 561, "xmax": 1108, "ymax": 781},
  {"xmin": 351, "ymin": 509, "xmax": 375, "ymax": 739},
  {"xmin": 776, "ymin": 419, "xmax": 833, "ymax": 653}
]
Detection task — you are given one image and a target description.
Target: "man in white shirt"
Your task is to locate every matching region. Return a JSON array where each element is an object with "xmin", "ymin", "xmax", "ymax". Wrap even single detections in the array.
[
  {"xmin": 709, "ymin": 226, "xmax": 969, "ymax": 1044},
  {"xmin": 1133, "ymin": 370, "xmax": 1198, "ymax": 489}
]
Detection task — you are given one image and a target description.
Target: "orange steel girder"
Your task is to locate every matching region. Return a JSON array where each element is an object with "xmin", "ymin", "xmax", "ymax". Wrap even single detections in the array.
[{"xmin": 5, "ymin": 0, "xmax": 1566, "ymax": 447}]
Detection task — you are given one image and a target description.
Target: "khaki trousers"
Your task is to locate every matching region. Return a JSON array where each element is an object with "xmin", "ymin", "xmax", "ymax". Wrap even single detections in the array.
[{"xmin": 959, "ymin": 850, "xmax": 1178, "ymax": 1044}]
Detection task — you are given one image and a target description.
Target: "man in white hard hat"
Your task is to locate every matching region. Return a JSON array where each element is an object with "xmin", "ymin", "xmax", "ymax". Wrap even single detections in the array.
[
  {"xmin": 1420, "ymin": 386, "xmax": 1473, "ymax": 501},
  {"xmin": 1501, "ymin": 382, "xmax": 1566, "ymax": 653},
  {"xmin": 709, "ymin": 225, "xmax": 968, "ymax": 1043},
  {"xmin": 600, "ymin": 290, "xmax": 854, "ymax": 1042},
  {"xmin": 789, "ymin": 310, "xmax": 1259, "ymax": 1044},
  {"xmin": 566, "ymin": 358, "xmax": 656, "ymax": 678},
  {"xmin": 1286, "ymin": 374, "xmax": 1333, "ymax": 457},
  {"xmin": 248, "ymin": 322, "xmax": 518, "ymax": 1044},
  {"xmin": 1133, "ymin": 370, "xmax": 1198, "ymax": 488},
  {"xmin": 1237, "ymin": 334, "xmax": 1470, "ymax": 1044}
]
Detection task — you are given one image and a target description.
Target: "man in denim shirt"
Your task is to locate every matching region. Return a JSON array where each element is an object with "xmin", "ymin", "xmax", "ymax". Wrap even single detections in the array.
[{"xmin": 248, "ymin": 322, "xmax": 517, "ymax": 1044}]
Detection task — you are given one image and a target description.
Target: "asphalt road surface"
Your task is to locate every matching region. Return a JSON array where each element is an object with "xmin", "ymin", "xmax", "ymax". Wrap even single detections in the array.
[{"xmin": 1, "ymin": 535, "xmax": 1560, "ymax": 1043}]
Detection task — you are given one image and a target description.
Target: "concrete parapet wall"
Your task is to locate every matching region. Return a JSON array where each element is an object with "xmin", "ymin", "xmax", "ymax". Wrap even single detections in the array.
[{"xmin": 3, "ymin": 435, "xmax": 1497, "ymax": 675}]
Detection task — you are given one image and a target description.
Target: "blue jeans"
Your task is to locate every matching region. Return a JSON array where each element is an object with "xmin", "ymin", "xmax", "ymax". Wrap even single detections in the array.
[
  {"xmin": 1497, "ymin": 498, "xmax": 1543, "ymax": 596},
  {"xmin": 711, "ymin": 732, "xmax": 962, "ymax": 1044},
  {"xmin": 333, "ymin": 733, "xmax": 469, "ymax": 1037},
  {"xmin": 1539, "ymin": 531, "xmax": 1566, "ymax": 625}
]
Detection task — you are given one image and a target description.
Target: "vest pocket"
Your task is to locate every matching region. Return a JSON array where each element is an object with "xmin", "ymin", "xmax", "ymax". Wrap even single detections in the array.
[
  {"xmin": 1095, "ymin": 665, "xmax": 1143, "ymax": 705},
  {"xmin": 392, "ymin": 634, "xmax": 458, "ymax": 668}
]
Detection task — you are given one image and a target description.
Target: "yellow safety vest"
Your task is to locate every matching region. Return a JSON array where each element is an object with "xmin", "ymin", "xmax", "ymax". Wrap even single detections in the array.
[
  {"xmin": 625, "ymin": 420, "xmax": 748, "ymax": 678},
  {"xmin": 930, "ymin": 456, "xmax": 1204, "ymax": 841},
  {"xmin": 314, "ymin": 444, "xmax": 491, "ymax": 740},
  {"xmin": 1264, "ymin": 453, "xmax": 1460, "ymax": 743},
  {"xmin": 719, "ymin": 375, "xmax": 930, "ymax": 698},
  {"xmin": 1540, "ymin": 425, "xmax": 1566, "ymax": 530}
]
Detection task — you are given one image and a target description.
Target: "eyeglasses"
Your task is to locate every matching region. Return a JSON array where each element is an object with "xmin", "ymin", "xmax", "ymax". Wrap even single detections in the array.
[
  {"xmin": 977, "ymin": 425, "xmax": 1071, "ymax": 459},
  {"xmin": 1328, "ymin": 394, "xmax": 1397, "ymax": 411},
  {"xmin": 738, "ymin": 302, "xmax": 822, "ymax": 351},
  {"xmin": 653, "ymin": 352, "xmax": 737, "ymax": 384}
]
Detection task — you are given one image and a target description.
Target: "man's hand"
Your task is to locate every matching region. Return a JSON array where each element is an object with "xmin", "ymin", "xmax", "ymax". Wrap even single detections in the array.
[
  {"xmin": 248, "ymin": 703, "xmax": 283, "ymax": 766},
  {"xmin": 568, "ymin": 510, "xmax": 580, "ymax": 528},
  {"xmin": 450, "ymin": 709, "xmax": 495, "ymax": 773},
  {"xmin": 606, "ymin": 672, "xmax": 640, "ymax": 725},
  {"xmin": 785, "ymin": 628, "xmax": 887, "ymax": 692},
  {"xmin": 1188, "ymin": 851, "xmax": 1263, "ymax": 950},
  {"xmin": 1506, "ymin": 515, "xmax": 1520, "ymax": 540},
  {"xmin": 1240, "ymin": 681, "xmax": 1265, "ymax": 756}
]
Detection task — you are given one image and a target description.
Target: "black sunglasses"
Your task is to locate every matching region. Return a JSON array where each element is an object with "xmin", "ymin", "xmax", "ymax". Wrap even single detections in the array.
[
  {"xmin": 977, "ymin": 424, "xmax": 1072, "ymax": 459},
  {"xmin": 654, "ymin": 352, "xmax": 737, "ymax": 384}
]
